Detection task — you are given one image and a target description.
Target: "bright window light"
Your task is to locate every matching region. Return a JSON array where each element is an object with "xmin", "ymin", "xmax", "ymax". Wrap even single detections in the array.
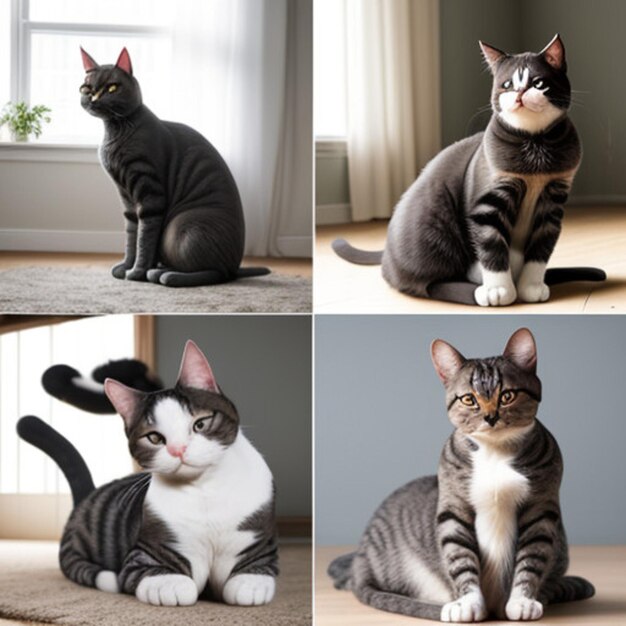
[
  {"xmin": 314, "ymin": 0, "xmax": 347, "ymax": 139},
  {"xmin": 0, "ymin": 316, "xmax": 136, "ymax": 495}
]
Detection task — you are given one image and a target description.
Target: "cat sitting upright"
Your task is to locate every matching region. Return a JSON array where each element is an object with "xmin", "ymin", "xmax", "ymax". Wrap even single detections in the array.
[
  {"xmin": 18, "ymin": 340, "xmax": 278, "ymax": 607},
  {"xmin": 79, "ymin": 47, "xmax": 269, "ymax": 287},
  {"xmin": 333, "ymin": 35, "xmax": 605, "ymax": 306},
  {"xmin": 328, "ymin": 328, "xmax": 594, "ymax": 621}
]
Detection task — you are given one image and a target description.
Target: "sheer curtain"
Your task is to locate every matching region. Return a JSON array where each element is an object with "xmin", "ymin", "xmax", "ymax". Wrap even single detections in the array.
[
  {"xmin": 171, "ymin": 0, "xmax": 309, "ymax": 256},
  {"xmin": 345, "ymin": 0, "xmax": 441, "ymax": 221}
]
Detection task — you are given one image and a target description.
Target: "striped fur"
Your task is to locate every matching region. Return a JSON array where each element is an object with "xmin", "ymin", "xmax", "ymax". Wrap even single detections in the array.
[
  {"xmin": 329, "ymin": 329, "xmax": 594, "ymax": 621},
  {"xmin": 80, "ymin": 48, "xmax": 268, "ymax": 287}
]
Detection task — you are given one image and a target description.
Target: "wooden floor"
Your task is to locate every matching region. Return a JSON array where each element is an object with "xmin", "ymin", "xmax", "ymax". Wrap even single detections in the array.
[
  {"xmin": 0, "ymin": 252, "xmax": 312, "ymax": 278},
  {"xmin": 315, "ymin": 206, "xmax": 626, "ymax": 313},
  {"xmin": 316, "ymin": 545, "xmax": 626, "ymax": 625}
]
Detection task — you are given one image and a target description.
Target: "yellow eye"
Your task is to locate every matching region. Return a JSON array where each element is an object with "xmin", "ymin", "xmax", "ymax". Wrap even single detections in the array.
[
  {"xmin": 500, "ymin": 390, "xmax": 517, "ymax": 406},
  {"xmin": 460, "ymin": 394, "xmax": 476, "ymax": 407},
  {"xmin": 108, "ymin": 84, "xmax": 118, "ymax": 93},
  {"xmin": 146, "ymin": 432, "xmax": 165, "ymax": 445}
]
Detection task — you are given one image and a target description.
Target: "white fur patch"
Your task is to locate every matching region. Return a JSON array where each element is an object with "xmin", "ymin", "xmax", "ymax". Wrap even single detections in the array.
[
  {"xmin": 401, "ymin": 551, "xmax": 453, "ymax": 604},
  {"xmin": 474, "ymin": 269, "xmax": 516, "ymax": 306},
  {"xmin": 135, "ymin": 573, "xmax": 198, "ymax": 606},
  {"xmin": 95, "ymin": 570, "xmax": 119, "ymax": 593},
  {"xmin": 441, "ymin": 590, "xmax": 487, "ymax": 623},
  {"xmin": 144, "ymin": 432, "xmax": 274, "ymax": 599},
  {"xmin": 506, "ymin": 594, "xmax": 544, "ymax": 621},
  {"xmin": 469, "ymin": 438, "xmax": 530, "ymax": 613},
  {"xmin": 73, "ymin": 377, "xmax": 105, "ymax": 393},
  {"xmin": 517, "ymin": 262, "xmax": 549, "ymax": 303},
  {"xmin": 222, "ymin": 573, "xmax": 275, "ymax": 606}
]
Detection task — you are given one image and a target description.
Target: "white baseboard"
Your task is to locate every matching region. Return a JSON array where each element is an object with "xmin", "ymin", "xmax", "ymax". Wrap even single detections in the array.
[
  {"xmin": 275, "ymin": 235, "xmax": 312, "ymax": 258},
  {"xmin": 316, "ymin": 203, "xmax": 352, "ymax": 225},
  {"xmin": 0, "ymin": 229, "xmax": 124, "ymax": 253}
]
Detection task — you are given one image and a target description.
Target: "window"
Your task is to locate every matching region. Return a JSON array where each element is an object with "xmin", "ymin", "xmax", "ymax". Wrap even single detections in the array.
[
  {"xmin": 314, "ymin": 0, "xmax": 347, "ymax": 139},
  {"xmin": 0, "ymin": 316, "xmax": 136, "ymax": 495},
  {"xmin": 4, "ymin": 0, "xmax": 174, "ymax": 144}
]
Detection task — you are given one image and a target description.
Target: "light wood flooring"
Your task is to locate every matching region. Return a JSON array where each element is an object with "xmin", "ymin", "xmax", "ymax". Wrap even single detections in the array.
[
  {"xmin": 0, "ymin": 252, "xmax": 311, "ymax": 278},
  {"xmin": 315, "ymin": 206, "xmax": 626, "ymax": 313},
  {"xmin": 316, "ymin": 545, "xmax": 626, "ymax": 625}
]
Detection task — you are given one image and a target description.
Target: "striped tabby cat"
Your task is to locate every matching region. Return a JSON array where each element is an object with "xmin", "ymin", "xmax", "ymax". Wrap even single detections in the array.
[
  {"xmin": 79, "ymin": 47, "xmax": 269, "ymax": 287},
  {"xmin": 332, "ymin": 35, "xmax": 605, "ymax": 305},
  {"xmin": 18, "ymin": 341, "xmax": 278, "ymax": 607},
  {"xmin": 328, "ymin": 328, "xmax": 594, "ymax": 621}
]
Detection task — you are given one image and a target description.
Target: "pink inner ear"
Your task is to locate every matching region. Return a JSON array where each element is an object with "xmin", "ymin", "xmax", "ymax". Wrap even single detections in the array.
[
  {"xmin": 104, "ymin": 379, "xmax": 140, "ymax": 424},
  {"xmin": 80, "ymin": 47, "xmax": 98, "ymax": 72},
  {"xmin": 115, "ymin": 47, "xmax": 133, "ymax": 75},
  {"xmin": 177, "ymin": 341, "xmax": 219, "ymax": 393}
]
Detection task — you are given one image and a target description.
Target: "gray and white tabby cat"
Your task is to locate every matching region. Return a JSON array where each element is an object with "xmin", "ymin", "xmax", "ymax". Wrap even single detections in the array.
[
  {"xmin": 333, "ymin": 35, "xmax": 605, "ymax": 305},
  {"xmin": 328, "ymin": 328, "xmax": 594, "ymax": 621},
  {"xmin": 80, "ymin": 47, "xmax": 269, "ymax": 287},
  {"xmin": 18, "ymin": 341, "xmax": 278, "ymax": 607}
]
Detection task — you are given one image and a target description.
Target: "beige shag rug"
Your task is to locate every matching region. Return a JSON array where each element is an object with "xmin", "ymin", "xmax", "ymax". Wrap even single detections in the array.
[
  {"xmin": 0, "ymin": 266, "xmax": 311, "ymax": 314},
  {"xmin": 0, "ymin": 541, "xmax": 311, "ymax": 625}
]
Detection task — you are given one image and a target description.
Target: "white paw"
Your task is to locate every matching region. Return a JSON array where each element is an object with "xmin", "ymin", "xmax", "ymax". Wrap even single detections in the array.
[
  {"xmin": 441, "ymin": 591, "xmax": 487, "ymax": 622},
  {"xmin": 517, "ymin": 282, "xmax": 549, "ymax": 303},
  {"xmin": 135, "ymin": 574, "xmax": 198, "ymax": 606},
  {"xmin": 505, "ymin": 596, "xmax": 544, "ymax": 621},
  {"xmin": 474, "ymin": 284, "xmax": 517, "ymax": 306},
  {"xmin": 222, "ymin": 574, "xmax": 276, "ymax": 606},
  {"xmin": 95, "ymin": 570, "xmax": 119, "ymax": 593}
]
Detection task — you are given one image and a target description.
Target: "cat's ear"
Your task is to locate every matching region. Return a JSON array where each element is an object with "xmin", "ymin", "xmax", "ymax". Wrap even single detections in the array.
[
  {"xmin": 176, "ymin": 340, "xmax": 220, "ymax": 393},
  {"xmin": 503, "ymin": 328, "xmax": 537, "ymax": 373},
  {"xmin": 104, "ymin": 379, "xmax": 144, "ymax": 426},
  {"xmin": 479, "ymin": 41, "xmax": 506, "ymax": 72},
  {"xmin": 80, "ymin": 47, "xmax": 99, "ymax": 72},
  {"xmin": 431, "ymin": 340, "xmax": 466, "ymax": 385},
  {"xmin": 115, "ymin": 47, "xmax": 133, "ymax": 75},
  {"xmin": 540, "ymin": 34, "xmax": 566, "ymax": 71}
]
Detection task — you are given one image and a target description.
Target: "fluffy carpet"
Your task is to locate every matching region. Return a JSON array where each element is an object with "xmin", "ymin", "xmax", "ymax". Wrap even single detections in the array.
[
  {"xmin": 0, "ymin": 541, "xmax": 311, "ymax": 625},
  {"xmin": 0, "ymin": 266, "xmax": 311, "ymax": 314}
]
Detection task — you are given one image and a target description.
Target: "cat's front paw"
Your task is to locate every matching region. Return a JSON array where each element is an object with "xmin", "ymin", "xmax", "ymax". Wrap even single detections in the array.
[
  {"xmin": 125, "ymin": 267, "xmax": 148, "ymax": 281},
  {"xmin": 441, "ymin": 591, "xmax": 487, "ymax": 622},
  {"xmin": 505, "ymin": 596, "xmax": 543, "ymax": 621},
  {"xmin": 135, "ymin": 574, "xmax": 198, "ymax": 606},
  {"xmin": 111, "ymin": 262, "xmax": 131, "ymax": 279},
  {"xmin": 222, "ymin": 574, "xmax": 276, "ymax": 606},
  {"xmin": 517, "ymin": 282, "xmax": 549, "ymax": 303},
  {"xmin": 474, "ymin": 284, "xmax": 517, "ymax": 307},
  {"xmin": 95, "ymin": 570, "xmax": 119, "ymax": 593}
]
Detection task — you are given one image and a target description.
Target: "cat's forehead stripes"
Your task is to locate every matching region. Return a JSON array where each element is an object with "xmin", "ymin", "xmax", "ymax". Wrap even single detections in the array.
[{"xmin": 469, "ymin": 361, "xmax": 502, "ymax": 398}]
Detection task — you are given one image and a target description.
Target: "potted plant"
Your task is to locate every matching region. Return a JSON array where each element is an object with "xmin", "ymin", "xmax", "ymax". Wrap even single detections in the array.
[{"xmin": 0, "ymin": 101, "xmax": 52, "ymax": 142}]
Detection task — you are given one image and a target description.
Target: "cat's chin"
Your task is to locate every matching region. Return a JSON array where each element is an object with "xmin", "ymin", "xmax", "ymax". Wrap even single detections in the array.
[
  {"xmin": 153, "ymin": 462, "xmax": 212, "ymax": 481},
  {"xmin": 497, "ymin": 106, "xmax": 564, "ymax": 135},
  {"xmin": 469, "ymin": 422, "xmax": 536, "ymax": 445}
]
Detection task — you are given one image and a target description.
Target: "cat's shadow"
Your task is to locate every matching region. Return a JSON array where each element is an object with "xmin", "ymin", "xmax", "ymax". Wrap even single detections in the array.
[
  {"xmin": 545, "ymin": 597, "xmax": 626, "ymax": 617},
  {"xmin": 549, "ymin": 276, "xmax": 626, "ymax": 306}
]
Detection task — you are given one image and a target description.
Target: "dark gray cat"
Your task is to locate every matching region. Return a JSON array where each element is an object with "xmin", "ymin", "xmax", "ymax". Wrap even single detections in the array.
[
  {"xmin": 328, "ymin": 328, "xmax": 594, "ymax": 621},
  {"xmin": 80, "ymin": 47, "xmax": 269, "ymax": 287},
  {"xmin": 333, "ymin": 35, "xmax": 605, "ymax": 305},
  {"xmin": 18, "ymin": 341, "xmax": 278, "ymax": 607}
]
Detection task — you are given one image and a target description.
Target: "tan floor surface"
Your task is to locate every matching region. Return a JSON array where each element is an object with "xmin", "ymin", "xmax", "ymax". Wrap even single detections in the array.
[
  {"xmin": 316, "ymin": 545, "xmax": 626, "ymax": 625},
  {"xmin": 315, "ymin": 206, "xmax": 626, "ymax": 313}
]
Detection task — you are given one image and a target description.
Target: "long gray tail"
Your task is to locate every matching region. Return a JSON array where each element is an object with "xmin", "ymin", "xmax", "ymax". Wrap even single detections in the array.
[
  {"xmin": 332, "ymin": 239, "xmax": 383, "ymax": 265},
  {"xmin": 16, "ymin": 416, "xmax": 95, "ymax": 506}
]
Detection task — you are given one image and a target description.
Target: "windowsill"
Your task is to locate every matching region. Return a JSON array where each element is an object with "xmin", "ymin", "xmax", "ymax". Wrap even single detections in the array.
[
  {"xmin": 0, "ymin": 142, "xmax": 100, "ymax": 164},
  {"xmin": 316, "ymin": 138, "xmax": 347, "ymax": 157}
]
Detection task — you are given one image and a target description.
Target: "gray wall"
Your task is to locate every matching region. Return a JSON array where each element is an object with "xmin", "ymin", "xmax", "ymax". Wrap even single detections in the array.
[
  {"xmin": 316, "ymin": 315, "xmax": 626, "ymax": 545},
  {"xmin": 441, "ymin": 0, "xmax": 626, "ymax": 203},
  {"xmin": 156, "ymin": 315, "xmax": 311, "ymax": 518}
]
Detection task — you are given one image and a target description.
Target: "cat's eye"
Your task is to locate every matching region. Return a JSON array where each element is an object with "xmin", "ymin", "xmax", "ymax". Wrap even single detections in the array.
[
  {"xmin": 108, "ymin": 84, "xmax": 118, "ymax": 93},
  {"xmin": 500, "ymin": 390, "xmax": 517, "ymax": 406},
  {"xmin": 193, "ymin": 413, "xmax": 215, "ymax": 433},
  {"xmin": 145, "ymin": 431, "xmax": 165, "ymax": 445},
  {"xmin": 460, "ymin": 394, "xmax": 477, "ymax": 407},
  {"xmin": 532, "ymin": 78, "xmax": 545, "ymax": 89},
  {"xmin": 79, "ymin": 84, "xmax": 92, "ymax": 95},
  {"xmin": 502, "ymin": 79, "xmax": 512, "ymax": 89}
]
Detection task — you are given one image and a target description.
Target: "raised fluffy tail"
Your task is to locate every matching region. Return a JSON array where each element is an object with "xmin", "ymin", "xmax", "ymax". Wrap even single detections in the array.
[
  {"xmin": 332, "ymin": 239, "xmax": 383, "ymax": 265},
  {"xmin": 16, "ymin": 416, "xmax": 95, "ymax": 506},
  {"xmin": 42, "ymin": 359, "xmax": 162, "ymax": 414}
]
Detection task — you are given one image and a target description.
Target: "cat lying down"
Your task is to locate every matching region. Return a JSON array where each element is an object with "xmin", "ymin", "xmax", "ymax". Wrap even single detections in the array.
[{"xmin": 333, "ymin": 35, "xmax": 605, "ymax": 306}]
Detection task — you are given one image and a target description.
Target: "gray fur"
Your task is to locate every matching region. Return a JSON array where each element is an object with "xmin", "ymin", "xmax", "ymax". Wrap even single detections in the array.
[{"xmin": 329, "ymin": 330, "xmax": 594, "ymax": 621}]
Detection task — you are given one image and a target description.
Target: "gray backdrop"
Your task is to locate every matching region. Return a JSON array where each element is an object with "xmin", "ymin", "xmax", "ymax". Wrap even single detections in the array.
[
  {"xmin": 316, "ymin": 315, "xmax": 626, "ymax": 545},
  {"xmin": 155, "ymin": 315, "xmax": 311, "ymax": 518}
]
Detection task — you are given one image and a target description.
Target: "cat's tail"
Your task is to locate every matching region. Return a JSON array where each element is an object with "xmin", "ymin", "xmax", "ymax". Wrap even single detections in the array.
[
  {"xmin": 42, "ymin": 359, "xmax": 162, "ymax": 414},
  {"xmin": 544, "ymin": 267, "xmax": 607, "ymax": 285},
  {"xmin": 332, "ymin": 239, "xmax": 383, "ymax": 265},
  {"xmin": 16, "ymin": 415, "xmax": 95, "ymax": 507},
  {"xmin": 237, "ymin": 266, "xmax": 271, "ymax": 278},
  {"xmin": 546, "ymin": 576, "xmax": 595, "ymax": 604}
]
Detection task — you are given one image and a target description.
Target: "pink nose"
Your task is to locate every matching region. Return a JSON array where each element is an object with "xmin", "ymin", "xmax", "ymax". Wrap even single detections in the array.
[{"xmin": 167, "ymin": 444, "xmax": 187, "ymax": 459}]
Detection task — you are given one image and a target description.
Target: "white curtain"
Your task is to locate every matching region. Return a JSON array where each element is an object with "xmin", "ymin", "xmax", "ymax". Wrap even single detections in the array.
[
  {"xmin": 345, "ymin": 0, "xmax": 441, "ymax": 221},
  {"xmin": 172, "ymin": 0, "xmax": 309, "ymax": 256}
]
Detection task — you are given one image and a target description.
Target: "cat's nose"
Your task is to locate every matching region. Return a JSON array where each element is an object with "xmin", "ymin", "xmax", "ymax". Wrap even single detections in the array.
[
  {"xmin": 484, "ymin": 414, "xmax": 500, "ymax": 427},
  {"xmin": 167, "ymin": 444, "xmax": 187, "ymax": 458}
]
